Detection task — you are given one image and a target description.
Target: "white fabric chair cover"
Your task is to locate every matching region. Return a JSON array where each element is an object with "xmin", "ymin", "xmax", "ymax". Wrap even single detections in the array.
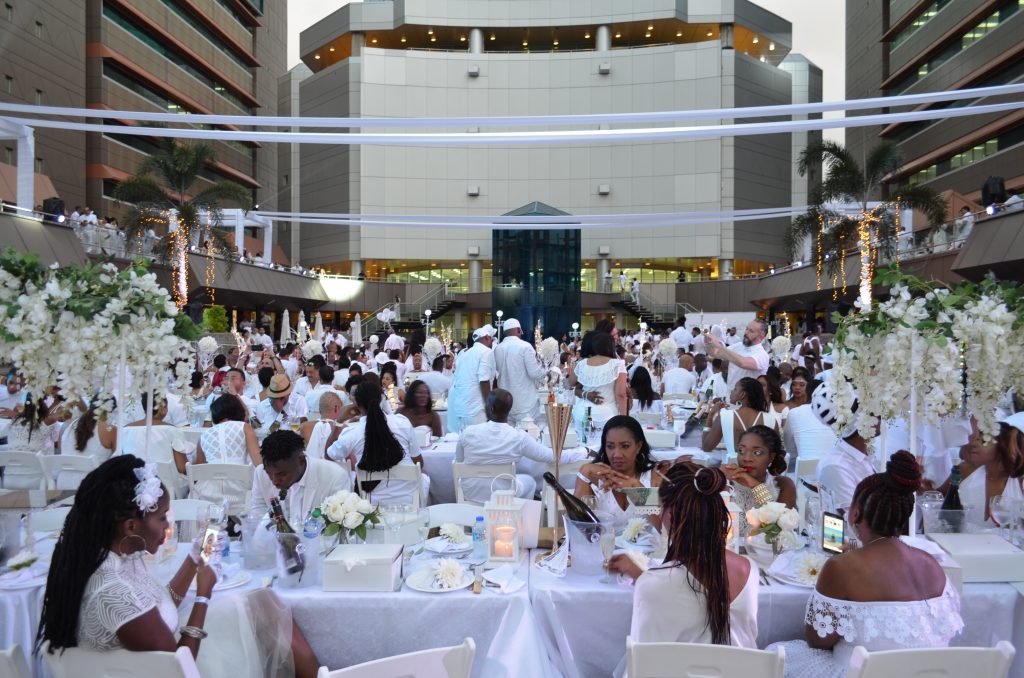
[
  {"xmin": 0, "ymin": 644, "xmax": 31, "ymax": 678},
  {"xmin": 40, "ymin": 455, "xmax": 98, "ymax": 491}
]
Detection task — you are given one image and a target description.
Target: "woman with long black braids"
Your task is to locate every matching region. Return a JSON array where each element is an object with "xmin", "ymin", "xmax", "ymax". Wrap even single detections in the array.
[
  {"xmin": 327, "ymin": 380, "xmax": 428, "ymax": 505},
  {"xmin": 608, "ymin": 462, "xmax": 759, "ymax": 649},
  {"xmin": 36, "ymin": 455, "xmax": 319, "ymax": 677}
]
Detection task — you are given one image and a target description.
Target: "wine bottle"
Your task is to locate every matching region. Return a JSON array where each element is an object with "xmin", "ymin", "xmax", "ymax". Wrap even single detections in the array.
[
  {"xmin": 268, "ymin": 497, "xmax": 305, "ymax": 574},
  {"xmin": 941, "ymin": 466, "xmax": 964, "ymax": 511},
  {"xmin": 543, "ymin": 472, "xmax": 600, "ymax": 523}
]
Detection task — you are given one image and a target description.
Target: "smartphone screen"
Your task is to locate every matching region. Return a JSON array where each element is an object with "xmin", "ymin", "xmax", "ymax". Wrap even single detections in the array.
[
  {"xmin": 822, "ymin": 511, "xmax": 845, "ymax": 554},
  {"xmin": 199, "ymin": 526, "xmax": 220, "ymax": 564}
]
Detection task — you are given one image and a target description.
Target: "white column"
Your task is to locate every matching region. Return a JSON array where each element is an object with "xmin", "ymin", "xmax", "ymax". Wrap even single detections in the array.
[
  {"xmin": 720, "ymin": 258, "xmax": 734, "ymax": 280},
  {"xmin": 596, "ymin": 25, "xmax": 611, "ymax": 51},
  {"xmin": 469, "ymin": 28, "xmax": 484, "ymax": 54},
  {"xmin": 235, "ymin": 211, "xmax": 245, "ymax": 257},
  {"xmin": 596, "ymin": 258, "xmax": 610, "ymax": 291},
  {"xmin": 16, "ymin": 130, "xmax": 34, "ymax": 212},
  {"xmin": 469, "ymin": 259, "xmax": 482, "ymax": 293},
  {"xmin": 263, "ymin": 223, "xmax": 273, "ymax": 263},
  {"xmin": 351, "ymin": 260, "xmax": 364, "ymax": 278}
]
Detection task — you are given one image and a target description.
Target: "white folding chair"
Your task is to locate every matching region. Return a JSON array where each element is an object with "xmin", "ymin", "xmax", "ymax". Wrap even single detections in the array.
[
  {"xmin": 451, "ymin": 462, "xmax": 516, "ymax": 506},
  {"xmin": 169, "ymin": 498, "xmax": 215, "ymax": 521},
  {"xmin": 317, "ymin": 637, "xmax": 475, "ymax": 678},
  {"xmin": 32, "ymin": 505, "xmax": 71, "ymax": 533},
  {"xmin": 627, "ymin": 638, "xmax": 785, "ymax": 678},
  {"xmin": 356, "ymin": 462, "xmax": 424, "ymax": 509},
  {"xmin": 634, "ymin": 412, "xmax": 662, "ymax": 427},
  {"xmin": 41, "ymin": 641, "xmax": 201, "ymax": 678},
  {"xmin": 0, "ymin": 451, "xmax": 47, "ymax": 490},
  {"xmin": 542, "ymin": 460, "xmax": 586, "ymax": 527},
  {"xmin": 155, "ymin": 461, "xmax": 188, "ymax": 499},
  {"xmin": 0, "ymin": 644, "xmax": 31, "ymax": 678},
  {"xmin": 428, "ymin": 503, "xmax": 482, "ymax": 529},
  {"xmin": 845, "ymin": 641, "xmax": 1015, "ymax": 678},
  {"xmin": 186, "ymin": 462, "xmax": 253, "ymax": 515},
  {"xmin": 40, "ymin": 455, "xmax": 98, "ymax": 491}
]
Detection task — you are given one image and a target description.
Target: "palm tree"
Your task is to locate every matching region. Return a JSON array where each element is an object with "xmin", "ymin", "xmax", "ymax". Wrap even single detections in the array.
[
  {"xmin": 111, "ymin": 139, "xmax": 251, "ymax": 305},
  {"xmin": 786, "ymin": 140, "xmax": 947, "ymax": 308}
]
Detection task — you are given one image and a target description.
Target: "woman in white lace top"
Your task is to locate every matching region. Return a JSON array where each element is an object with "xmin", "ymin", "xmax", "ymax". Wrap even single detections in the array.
[
  {"xmin": 566, "ymin": 331, "xmax": 627, "ymax": 430},
  {"xmin": 194, "ymin": 394, "xmax": 262, "ymax": 512},
  {"xmin": 36, "ymin": 455, "xmax": 320, "ymax": 677},
  {"xmin": 768, "ymin": 452, "xmax": 963, "ymax": 677}
]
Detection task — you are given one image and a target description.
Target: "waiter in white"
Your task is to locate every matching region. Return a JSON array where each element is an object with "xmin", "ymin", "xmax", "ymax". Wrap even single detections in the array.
[
  {"xmin": 447, "ymin": 324, "xmax": 497, "ymax": 432},
  {"xmin": 493, "ymin": 318, "xmax": 547, "ymax": 426}
]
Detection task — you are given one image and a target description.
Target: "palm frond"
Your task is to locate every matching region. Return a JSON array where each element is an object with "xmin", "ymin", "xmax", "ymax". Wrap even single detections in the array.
[
  {"xmin": 892, "ymin": 183, "xmax": 948, "ymax": 226},
  {"xmin": 863, "ymin": 143, "xmax": 904, "ymax": 192},
  {"xmin": 191, "ymin": 181, "xmax": 252, "ymax": 211},
  {"xmin": 110, "ymin": 175, "xmax": 171, "ymax": 207}
]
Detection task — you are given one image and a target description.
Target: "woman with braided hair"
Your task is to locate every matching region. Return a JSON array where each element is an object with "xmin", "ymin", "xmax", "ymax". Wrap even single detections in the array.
[
  {"xmin": 608, "ymin": 462, "xmax": 759, "ymax": 650},
  {"xmin": 769, "ymin": 451, "xmax": 963, "ymax": 677}
]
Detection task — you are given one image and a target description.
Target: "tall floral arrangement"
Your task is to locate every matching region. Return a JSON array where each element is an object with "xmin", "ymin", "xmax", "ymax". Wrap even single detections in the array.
[
  {"xmin": 0, "ymin": 250, "xmax": 199, "ymax": 416},
  {"xmin": 830, "ymin": 266, "xmax": 1024, "ymax": 441}
]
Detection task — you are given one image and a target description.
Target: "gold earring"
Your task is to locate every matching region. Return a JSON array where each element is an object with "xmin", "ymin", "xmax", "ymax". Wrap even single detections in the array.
[{"xmin": 117, "ymin": 533, "xmax": 146, "ymax": 555}]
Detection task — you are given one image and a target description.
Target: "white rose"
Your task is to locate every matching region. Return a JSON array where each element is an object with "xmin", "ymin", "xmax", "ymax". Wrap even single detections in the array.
[
  {"xmin": 744, "ymin": 509, "xmax": 761, "ymax": 529},
  {"xmin": 325, "ymin": 501, "xmax": 346, "ymax": 523},
  {"xmin": 343, "ymin": 511, "xmax": 364, "ymax": 530},
  {"xmin": 356, "ymin": 499, "xmax": 373, "ymax": 514},
  {"xmin": 778, "ymin": 509, "xmax": 800, "ymax": 532},
  {"xmin": 342, "ymin": 494, "xmax": 360, "ymax": 512},
  {"xmin": 761, "ymin": 502, "xmax": 785, "ymax": 524}
]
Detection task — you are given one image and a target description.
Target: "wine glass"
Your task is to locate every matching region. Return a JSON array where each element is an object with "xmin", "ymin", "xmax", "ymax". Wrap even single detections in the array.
[
  {"xmin": 598, "ymin": 517, "xmax": 617, "ymax": 584},
  {"xmin": 416, "ymin": 508, "xmax": 430, "ymax": 554},
  {"xmin": 990, "ymin": 495, "xmax": 1019, "ymax": 542}
]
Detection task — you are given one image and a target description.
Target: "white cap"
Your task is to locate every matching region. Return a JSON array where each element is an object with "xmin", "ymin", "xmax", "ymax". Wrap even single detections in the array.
[
  {"xmin": 473, "ymin": 324, "xmax": 497, "ymax": 339},
  {"xmin": 374, "ymin": 352, "xmax": 390, "ymax": 365},
  {"xmin": 502, "ymin": 318, "xmax": 521, "ymax": 332},
  {"xmin": 999, "ymin": 411, "xmax": 1024, "ymax": 434}
]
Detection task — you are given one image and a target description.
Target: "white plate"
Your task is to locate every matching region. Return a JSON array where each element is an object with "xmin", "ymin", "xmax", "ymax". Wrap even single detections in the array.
[
  {"xmin": 189, "ymin": 569, "xmax": 252, "ymax": 591},
  {"xmin": 405, "ymin": 568, "xmax": 474, "ymax": 593},
  {"xmin": 424, "ymin": 536, "xmax": 473, "ymax": 554}
]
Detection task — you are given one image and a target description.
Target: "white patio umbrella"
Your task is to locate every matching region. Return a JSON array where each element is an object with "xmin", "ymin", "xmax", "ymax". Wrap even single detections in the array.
[
  {"xmin": 314, "ymin": 312, "xmax": 324, "ymax": 342},
  {"xmin": 280, "ymin": 309, "xmax": 290, "ymax": 346},
  {"xmin": 297, "ymin": 310, "xmax": 308, "ymax": 344},
  {"xmin": 351, "ymin": 314, "xmax": 362, "ymax": 346}
]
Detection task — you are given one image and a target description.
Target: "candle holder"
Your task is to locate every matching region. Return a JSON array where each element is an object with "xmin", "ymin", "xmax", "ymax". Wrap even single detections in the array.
[{"xmin": 546, "ymin": 399, "xmax": 574, "ymax": 555}]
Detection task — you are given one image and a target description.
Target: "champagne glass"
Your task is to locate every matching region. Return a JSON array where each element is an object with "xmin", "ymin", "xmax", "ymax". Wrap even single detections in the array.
[
  {"xmin": 416, "ymin": 508, "xmax": 430, "ymax": 554},
  {"xmin": 990, "ymin": 495, "xmax": 1013, "ymax": 541},
  {"xmin": 598, "ymin": 518, "xmax": 616, "ymax": 584}
]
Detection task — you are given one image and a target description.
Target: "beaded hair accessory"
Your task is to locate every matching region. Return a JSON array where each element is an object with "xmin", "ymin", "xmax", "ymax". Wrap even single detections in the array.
[{"xmin": 132, "ymin": 463, "xmax": 164, "ymax": 514}]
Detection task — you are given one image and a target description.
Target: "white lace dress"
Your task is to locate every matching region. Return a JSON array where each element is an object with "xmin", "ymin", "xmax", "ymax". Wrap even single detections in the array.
[
  {"xmin": 196, "ymin": 420, "xmax": 252, "ymax": 512},
  {"xmin": 79, "ymin": 551, "xmax": 294, "ymax": 677},
  {"xmin": 572, "ymin": 358, "xmax": 626, "ymax": 429},
  {"xmin": 732, "ymin": 478, "xmax": 781, "ymax": 539},
  {"xmin": 768, "ymin": 579, "xmax": 963, "ymax": 677}
]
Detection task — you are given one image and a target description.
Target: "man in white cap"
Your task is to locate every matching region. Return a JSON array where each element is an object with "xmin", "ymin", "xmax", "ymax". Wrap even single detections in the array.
[
  {"xmin": 448, "ymin": 324, "xmax": 497, "ymax": 431},
  {"xmin": 493, "ymin": 317, "xmax": 547, "ymax": 426}
]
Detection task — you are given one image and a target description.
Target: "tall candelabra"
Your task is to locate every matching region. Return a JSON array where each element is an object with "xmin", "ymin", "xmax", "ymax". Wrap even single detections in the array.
[{"xmin": 545, "ymin": 399, "xmax": 574, "ymax": 555}]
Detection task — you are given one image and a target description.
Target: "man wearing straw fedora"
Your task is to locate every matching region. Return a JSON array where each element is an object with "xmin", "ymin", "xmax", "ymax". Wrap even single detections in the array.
[{"xmin": 253, "ymin": 374, "xmax": 310, "ymax": 440}]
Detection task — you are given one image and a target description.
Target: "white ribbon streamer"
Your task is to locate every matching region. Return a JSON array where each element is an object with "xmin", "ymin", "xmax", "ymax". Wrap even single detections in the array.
[
  {"xmin": 0, "ymin": 83, "xmax": 1021, "ymax": 128},
  {"xmin": 2, "ymin": 100, "xmax": 1020, "ymax": 145}
]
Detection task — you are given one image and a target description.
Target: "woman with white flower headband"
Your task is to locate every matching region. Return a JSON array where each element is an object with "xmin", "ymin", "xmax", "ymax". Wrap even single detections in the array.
[
  {"xmin": 36, "ymin": 455, "xmax": 320, "ymax": 677},
  {"xmin": 767, "ymin": 452, "xmax": 962, "ymax": 677},
  {"xmin": 607, "ymin": 462, "xmax": 759, "ymax": 674}
]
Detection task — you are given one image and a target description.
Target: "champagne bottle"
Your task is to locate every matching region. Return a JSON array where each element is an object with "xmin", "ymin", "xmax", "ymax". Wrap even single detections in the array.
[
  {"xmin": 543, "ymin": 472, "xmax": 600, "ymax": 523},
  {"xmin": 268, "ymin": 497, "xmax": 305, "ymax": 574},
  {"xmin": 941, "ymin": 466, "xmax": 964, "ymax": 511}
]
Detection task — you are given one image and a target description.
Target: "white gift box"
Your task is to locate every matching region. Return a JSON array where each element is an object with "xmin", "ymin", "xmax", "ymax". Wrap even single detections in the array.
[
  {"xmin": 323, "ymin": 543, "xmax": 404, "ymax": 592},
  {"xmin": 926, "ymin": 533, "xmax": 1024, "ymax": 583},
  {"xmin": 643, "ymin": 429, "xmax": 677, "ymax": 449}
]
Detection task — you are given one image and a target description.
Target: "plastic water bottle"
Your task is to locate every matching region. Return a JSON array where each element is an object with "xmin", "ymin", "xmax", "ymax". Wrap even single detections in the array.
[
  {"xmin": 472, "ymin": 516, "xmax": 487, "ymax": 560},
  {"xmin": 303, "ymin": 508, "xmax": 324, "ymax": 540}
]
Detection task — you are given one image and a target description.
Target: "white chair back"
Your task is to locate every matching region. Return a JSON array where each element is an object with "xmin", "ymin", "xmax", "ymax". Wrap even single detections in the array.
[
  {"xmin": 40, "ymin": 455, "xmax": 98, "ymax": 491},
  {"xmin": 32, "ymin": 505, "xmax": 71, "ymax": 533},
  {"xmin": 316, "ymin": 637, "xmax": 475, "ymax": 678},
  {"xmin": 0, "ymin": 644, "xmax": 31, "ymax": 678},
  {"xmin": 186, "ymin": 462, "xmax": 253, "ymax": 514},
  {"xmin": 154, "ymin": 461, "xmax": 186, "ymax": 499},
  {"xmin": 845, "ymin": 641, "xmax": 1015, "ymax": 678},
  {"xmin": 627, "ymin": 638, "xmax": 785, "ymax": 678},
  {"xmin": 170, "ymin": 498, "xmax": 215, "ymax": 521},
  {"xmin": 634, "ymin": 412, "xmax": 662, "ymax": 427},
  {"xmin": 452, "ymin": 462, "xmax": 517, "ymax": 506},
  {"xmin": 0, "ymin": 451, "xmax": 47, "ymax": 490},
  {"xmin": 543, "ymin": 460, "xmax": 586, "ymax": 527},
  {"xmin": 428, "ymin": 503, "xmax": 482, "ymax": 528},
  {"xmin": 41, "ymin": 641, "xmax": 201, "ymax": 678},
  {"xmin": 356, "ymin": 462, "xmax": 423, "ymax": 509}
]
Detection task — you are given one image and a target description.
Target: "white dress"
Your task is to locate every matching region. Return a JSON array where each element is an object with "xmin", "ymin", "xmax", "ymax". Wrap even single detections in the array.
[
  {"xmin": 196, "ymin": 421, "xmax": 252, "ymax": 512},
  {"xmin": 631, "ymin": 557, "xmax": 760, "ymax": 647},
  {"xmin": 958, "ymin": 466, "xmax": 1024, "ymax": 527},
  {"xmin": 78, "ymin": 551, "xmax": 294, "ymax": 677},
  {"xmin": 573, "ymin": 358, "xmax": 626, "ymax": 429},
  {"xmin": 769, "ymin": 579, "xmax": 963, "ymax": 677},
  {"xmin": 719, "ymin": 408, "xmax": 768, "ymax": 459},
  {"xmin": 5, "ymin": 419, "xmax": 55, "ymax": 454}
]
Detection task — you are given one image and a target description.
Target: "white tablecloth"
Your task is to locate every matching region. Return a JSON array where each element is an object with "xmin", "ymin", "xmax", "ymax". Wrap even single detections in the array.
[{"xmin": 530, "ymin": 558, "xmax": 1024, "ymax": 678}]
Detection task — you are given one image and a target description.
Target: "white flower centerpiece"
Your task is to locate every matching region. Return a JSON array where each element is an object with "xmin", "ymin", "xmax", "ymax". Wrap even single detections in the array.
[
  {"xmin": 438, "ymin": 523, "xmax": 469, "ymax": 545},
  {"xmin": 623, "ymin": 518, "xmax": 649, "ymax": 544},
  {"xmin": 314, "ymin": 490, "xmax": 381, "ymax": 550},
  {"xmin": 6, "ymin": 549, "xmax": 39, "ymax": 571},
  {"xmin": 302, "ymin": 338, "xmax": 324, "ymax": 361},
  {"xmin": 430, "ymin": 558, "xmax": 468, "ymax": 590},
  {"xmin": 197, "ymin": 336, "xmax": 219, "ymax": 370},
  {"xmin": 537, "ymin": 337, "xmax": 560, "ymax": 389},
  {"xmin": 770, "ymin": 336, "xmax": 792, "ymax": 363},
  {"xmin": 745, "ymin": 502, "xmax": 801, "ymax": 556}
]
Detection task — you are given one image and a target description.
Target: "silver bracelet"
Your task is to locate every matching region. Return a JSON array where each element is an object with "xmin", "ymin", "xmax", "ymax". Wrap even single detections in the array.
[
  {"xmin": 193, "ymin": 596, "xmax": 210, "ymax": 606},
  {"xmin": 180, "ymin": 625, "xmax": 208, "ymax": 640}
]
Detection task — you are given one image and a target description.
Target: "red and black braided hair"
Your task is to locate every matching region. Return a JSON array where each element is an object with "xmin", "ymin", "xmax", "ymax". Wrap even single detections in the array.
[{"xmin": 850, "ymin": 451, "xmax": 922, "ymax": 537}]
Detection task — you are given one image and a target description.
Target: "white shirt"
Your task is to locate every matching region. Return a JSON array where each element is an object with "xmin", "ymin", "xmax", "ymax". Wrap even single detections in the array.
[
  {"xmin": 689, "ymin": 333, "xmax": 706, "ymax": 355},
  {"xmin": 326, "ymin": 414, "xmax": 422, "ymax": 505},
  {"xmin": 448, "ymin": 341, "xmax": 496, "ymax": 420},
  {"xmin": 705, "ymin": 372, "xmax": 730, "ymax": 400},
  {"xmin": 253, "ymin": 394, "xmax": 309, "ymax": 437},
  {"xmin": 304, "ymin": 383, "xmax": 333, "ymax": 414},
  {"xmin": 383, "ymin": 334, "xmax": 405, "ymax": 352},
  {"xmin": 661, "ymin": 367, "xmax": 696, "ymax": 395},
  {"xmin": 1005, "ymin": 194, "xmax": 1023, "ymax": 211},
  {"xmin": 282, "ymin": 357, "xmax": 301, "ymax": 381},
  {"xmin": 618, "ymin": 273, "xmax": 627, "ymax": 287},
  {"xmin": 631, "ymin": 280, "xmax": 640, "ymax": 292},
  {"xmin": 0, "ymin": 385, "xmax": 27, "ymax": 411},
  {"xmin": 783, "ymin": 404, "xmax": 839, "ymax": 463},
  {"xmin": 415, "ymin": 370, "xmax": 452, "ymax": 399},
  {"xmin": 258, "ymin": 334, "xmax": 273, "ymax": 350},
  {"xmin": 293, "ymin": 375, "xmax": 315, "ymax": 398},
  {"xmin": 816, "ymin": 439, "xmax": 876, "ymax": 513},
  {"xmin": 493, "ymin": 335, "xmax": 547, "ymax": 419},
  {"xmin": 249, "ymin": 457, "xmax": 350, "ymax": 527},
  {"xmin": 668, "ymin": 327, "xmax": 689, "ymax": 348},
  {"xmin": 724, "ymin": 342, "xmax": 770, "ymax": 391}
]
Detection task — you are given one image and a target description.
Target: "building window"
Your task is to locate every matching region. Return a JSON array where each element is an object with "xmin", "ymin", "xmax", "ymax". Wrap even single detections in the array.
[
  {"xmin": 33, "ymin": 21, "xmax": 42, "ymax": 38},
  {"xmin": 4, "ymin": 75, "xmax": 12, "ymax": 94},
  {"xmin": 34, "ymin": 89, "xmax": 42, "ymax": 105},
  {"xmin": 34, "ymin": 157, "xmax": 42, "ymax": 173},
  {"xmin": 4, "ymin": 4, "xmax": 12, "ymax": 22},
  {"xmin": 3, "ymin": 147, "xmax": 12, "ymax": 165}
]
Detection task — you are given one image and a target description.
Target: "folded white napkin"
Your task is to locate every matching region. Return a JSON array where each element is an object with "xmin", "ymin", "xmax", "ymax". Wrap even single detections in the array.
[
  {"xmin": 483, "ymin": 563, "xmax": 526, "ymax": 594},
  {"xmin": 534, "ymin": 540, "xmax": 569, "ymax": 577},
  {"xmin": 616, "ymin": 532, "xmax": 659, "ymax": 552},
  {"xmin": 0, "ymin": 561, "xmax": 48, "ymax": 589},
  {"xmin": 425, "ymin": 537, "xmax": 471, "ymax": 554}
]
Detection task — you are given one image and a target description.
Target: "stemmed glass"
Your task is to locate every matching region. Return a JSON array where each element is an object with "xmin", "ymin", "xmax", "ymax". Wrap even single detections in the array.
[
  {"xmin": 990, "ymin": 495, "xmax": 1020, "ymax": 543},
  {"xmin": 416, "ymin": 508, "xmax": 430, "ymax": 554},
  {"xmin": 382, "ymin": 504, "xmax": 412, "ymax": 544},
  {"xmin": 598, "ymin": 516, "xmax": 617, "ymax": 584}
]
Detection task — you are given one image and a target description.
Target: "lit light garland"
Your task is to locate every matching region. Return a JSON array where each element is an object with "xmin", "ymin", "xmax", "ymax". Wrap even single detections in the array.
[
  {"xmin": 816, "ymin": 215, "xmax": 823, "ymax": 291},
  {"xmin": 204, "ymin": 236, "xmax": 216, "ymax": 304}
]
